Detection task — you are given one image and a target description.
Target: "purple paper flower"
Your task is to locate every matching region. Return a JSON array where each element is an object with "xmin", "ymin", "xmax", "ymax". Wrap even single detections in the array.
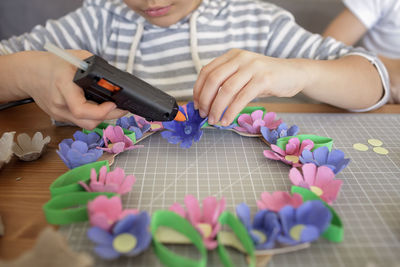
[
  {"xmin": 73, "ymin": 130, "xmax": 104, "ymax": 149},
  {"xmin": 277, "ymin": 200, "xmax": 332, "ymax": 246},
  {"xmin": 116, "ymin": 116, "xmax": 151, "ymax": 140},
  {"xmin": 57, "ymin": 140, "xmax": 103, "ymax": 169},
  {"xmin": 236, "ymin": 203, "xmax": 280, "ymax": 250},
  {"xmin": 161, "ymin": 102, "xmax": 207, "ymax": 149},
  {"xmin": 299, "ymin": 146, "xmax": 350, "ymax": 174},
  {"xmin": 261, "ymin": 123, "xmax": 299, "ymax": 145},
  {"xmin": 87, "ymin": 212, "xmax": 151, "ymax": 260}
]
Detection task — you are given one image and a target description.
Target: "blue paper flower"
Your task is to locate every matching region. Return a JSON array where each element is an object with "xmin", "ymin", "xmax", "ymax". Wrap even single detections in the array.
[
  {"xmin": 277, "ymin": 200, "xmax": 332, "ymax": 246},
  {"xmin": 261, "ymin": 123, "xmax": 299, "ymax": 145},
  {"xmin": 116, "ymin": 116, "xmax": 151, "ymax": 140},
  {"xmin": 236, "ymin": 203, "xmax": 281, "ymax": 250},
  {"xmin": 56, "ymin": 140, "xmax": 103, "ymax": 169},
  {"xmin": 87, "ymin": 212, "xmax": 152, "ymax": 260},
  {"xmin": 161, "ymin": 102, "xmax": 207, "ymax": 149},
  {"xmin": 72, "ymin": 130, "xmax": 104, "ymax": 149},
  {"xmin": 299, "ymin": 146, "xmax": 350, "ymax": 174}
]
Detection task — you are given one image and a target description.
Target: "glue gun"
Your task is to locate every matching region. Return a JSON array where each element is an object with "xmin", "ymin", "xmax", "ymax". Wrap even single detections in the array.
[{"xmin": 44, "ymin": 42, "xmax": 186, "ymax": 122}]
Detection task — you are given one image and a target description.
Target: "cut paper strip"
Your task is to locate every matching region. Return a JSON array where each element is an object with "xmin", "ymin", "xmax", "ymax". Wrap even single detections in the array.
[
  {"xmin": 0, "ymin": 228, "xmax": 94, "ymax": 267},
  {"xmin": 368, "ymin": 139, "xmax": 383, "ymax": 147},
  {"xmin": 12, "ymin": 132, "xmax": 51, "ymax": 161},
  {"xmin": 49, "ymin": 161, "xmax": 109, "ymax": 197},
  {"xmin": 83, "ymin": 122, "xmax": 136, "ymax": 144},
  {"xmin": 217, "ymin": 211, "xmax": 256, "ymax": 267},
  {"xmin": 277, "ymin": 135, "xmax": 333, "ymax": 152},
  {"xmin": 291, "ymin": 186, "xmax": 343, "ymax": 243},
  {"xmin": 353, "ymin": 143, "xmax": 368, "ymax": 151},
  {"xmin": 373, "ymin": 147, "xmax": 389, "ymax": 155},
  {"xmin": 43, "ymin": 192, "xmax": 116, "ymax": 225},
  {"xmin": 203, "ymin": 125, "xmax": 263, "ymax": 138},
  {"xmin": 151, "ymin": 210, "xmax": 207, "ymax": 267}
]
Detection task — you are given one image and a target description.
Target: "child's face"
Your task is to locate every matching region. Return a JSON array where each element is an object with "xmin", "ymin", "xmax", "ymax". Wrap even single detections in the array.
[{"xmin": 124, "ymin": 0, "xmax": 202, "ymax": 27}]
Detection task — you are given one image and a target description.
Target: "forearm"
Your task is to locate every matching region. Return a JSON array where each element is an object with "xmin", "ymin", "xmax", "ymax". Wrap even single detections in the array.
[
  {"xmin": 301, "ymin": 55, "xmax": 383, "ymax": 110},
  {"xmin": 0, "ymin": 53, "xmax": 31, "ymax": 103}
]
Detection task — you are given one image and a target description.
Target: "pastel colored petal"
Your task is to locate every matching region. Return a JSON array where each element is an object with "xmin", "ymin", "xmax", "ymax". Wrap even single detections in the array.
[
  {"xmin": 278, "ymin": 205, "xmax": 296, "ymax": 236},
  {"xmin": 237, "ymin": 114, "xmax": 252, "ymax": 126},
  {"xmin": 184, "ymin": 195, "xmax": 201, "ymax": 224},
  {"xmin": 98, "ymin": 166, "xmax": 108, "ymax": 184},
  {"xmin": 299, "ymin": 149, "xmax": 314, "ymax": 164},
  {"xmin": 180, "ymin": 138, "xmax": 193, "ymax": 149},
  {"xmin": 287, "ymin": 125, "xmax": 299, "ymax": 136},
  {"xmin": 236, "ymin": 203, "xmax": 252, "ymax": 230},
  {"xmin": 204, "ymin": 239, "xmax": 218, "ymax": 250},
  {"xmin": 314, "ymin": 166, "xmax": 335, "ymax": 188},
  {"xmin": 335, "ymin": 158, "xmax": 350, "ymax": 174},
  {"xmin": 233, "ymin": 126, "xmax": 249, "ymax": 133},
  {"xmin": 71, "ymin": 141, "xmax": 88, "ymax": 154},
  {"xmin": 313, "ymin": 146, "xmax": 329, "ymax": 165},
  {"xmin": 87, "ymin": 227, "xmax": 113, "ymax": 245},
  {"xmin": 213, "ymin": 198, "xmax": 226, "ymax": 224},
  {"xmin": 327, "ymin": 149, "xmax": 345, "ymax": 165},
  {"xmin": 270, "ymin": 145, "xmax": 286, "ymax": 156},
  {"xmin": 302, "ymin": 163, "xmax": 317, "ymax": 186},
  {"xmin": 251, "ymin": 110, "xmax": 264, "ymax": 121},
  {"xmin": 299, "ymin": 225, "xmax": 320, "ymax": 243},
  {"xmin": 89, "ymin": 213, "xmax": 113, "ymax": 230},
  {"xmin": 110, "ymin": 142, "xmax": 126, "ymax": 154},
  {"xmin": 119, "ymin": 209, "xmax": 139, "ymax": 220},
  {"xmin": 253, "ymin": 119, "xmax": 265, "ymax": 133},
  {"xmin": 289, "ymin": 167, "xmax": 305, "ymax": 186},
  {"xmin": 113, "ymin": 214, "xmax": 137, "ymax": 235},
  {"xmin": 169, "ymin": 203, "xmax": 186, "ymax": 217},
  {"xmin": 263, "ymin": 150, "xmax": 282, "ymax": 161},
  {"xmin": 118, "ymin": 175, "xmax": 135, "ymax": 195},
  {"xmin": 186, "ymin": 102, "xmax": 196, "ymax": 121},
  {"xmin": 299, "ymin": 139, "xmax": 314, "ymax": 154},
  {"xmin": 296, "ymin": 201, "xmax": 331, "ymax": 232},
  {"xmin": 253, "ymin": 210, "xmax": 268, "ymax": 229},
  {"xmin": 321, "ymin": 179, "xmax": 343, "ymax": 204},
  {"xmin": 202, "ymin": 196, "xmax": 218, "ymax": 224}
]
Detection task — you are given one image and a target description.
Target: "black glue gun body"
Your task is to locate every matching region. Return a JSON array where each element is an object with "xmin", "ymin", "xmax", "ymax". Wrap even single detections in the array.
[{"xmin": 73, "ymin": 55, "xmax": 179, "ymax": 122}]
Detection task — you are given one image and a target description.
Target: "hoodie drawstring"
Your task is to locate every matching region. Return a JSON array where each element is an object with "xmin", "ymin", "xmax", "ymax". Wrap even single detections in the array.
[{"xmin": 127, "ymin": 22, "xmax": 144, "ymax": 74}]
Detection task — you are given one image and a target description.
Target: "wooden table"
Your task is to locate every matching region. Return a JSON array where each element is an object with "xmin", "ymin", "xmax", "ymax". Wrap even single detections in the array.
[{"xmin": 0, "ymin": 102, "xmax": 399, "ymax": 260}]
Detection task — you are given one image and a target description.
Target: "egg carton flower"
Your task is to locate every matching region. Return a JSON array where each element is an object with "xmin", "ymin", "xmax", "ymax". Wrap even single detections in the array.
[
  {"xmin": 79, "ymin": 166, "xmax": 135, "ymax": 195},
  {"xmin": 116, "ymin": 115, "xmax": 151, "ymax": 140},
  {"xmin": 87, "ymin": 195, "xmax": 138, "ymax": 231},
  {"xmin": 300, "ymin": 146, "xmax": 350, "ymax": 174},
  {"xmin": 12, "ymin": 132, "xmax": 51, "ymax": 161},
  {"xmin": 236, "ymin": 203, "xmax": 281, "ymax": 250},
  {"xmin": 289, "ymin": 163, "xmax": 343, "ymax": 204},
  {"xmin": 87, "ymin": 212, "xmax": 151, "ymax": 259},
  {"xmin": 0, "ymin": 131, "xmax": 15, "ymax": 170},
  {"xmin": 277, "ymin": 200, "xmax": 332, "ymax": 246},
  {"xmin": 99, "ymin": 125, "xmax": 143, "ymax": 154},
  {"xmin": 264, "ymin": 137, "xmax": 314, "ymax": 167},
  {"xmin": 261, "ymin": 123, "xmax": 299, "ymax": 145},
  {"xmin": 57, "ymin": 140, "xmax": 103, "ymax": 169},
  {"xmin": 257, "ymin": 191, "xmax": 303, "ymax": 212},
  {"xmin": 161, "ymin": 102, "xmax": 207, "ymax": 149},
  {"xmin": 169, "ymin": 195, "xmax": 225, "ymax": 249},
  {"xmin": 72, "ymin": 130, "xmax": 104, "ymax": 149},
  {"xmin": 234, "ymin": 110, "xmax": 282, "ymax": 134}
]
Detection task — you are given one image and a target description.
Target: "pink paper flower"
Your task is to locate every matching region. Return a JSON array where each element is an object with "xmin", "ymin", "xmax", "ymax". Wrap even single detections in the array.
[
  {"xmin": 234, "ymin": 110, "xmax": 282, "ymax": 134},
  {"xmin": 99, "ymin": 125, "xmax": 142, "ymax": 154},
  {"xmin": 169, "ymin": 195, "xmax": 226, "ymax": 250},
  {"xmin": 263, "ymin": 137, "xmax": 314, "ymax": 167},
  {"xmin": 257, "ymin": 191, "xmax": 303, "ymax": 212},
  {"xmin": 289, "ymin": 163, "xmax": 343, "ymax": 204},
  {"xmin": 87, "ymin": 195, "xmax": 138, "ymax": 231},
  {"xmin": 79, "ymin": 166, "xmax": 135, "ymax": 195}
]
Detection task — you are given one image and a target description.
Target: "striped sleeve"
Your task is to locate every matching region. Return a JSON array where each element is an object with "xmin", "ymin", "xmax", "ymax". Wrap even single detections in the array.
[
  {"xmin": 264, "ymin": 10, "xmax": 390, "ymax": 111},
  {"xmin": 0, "ymin": 6, "xmax": 108, "ymax": 55}
]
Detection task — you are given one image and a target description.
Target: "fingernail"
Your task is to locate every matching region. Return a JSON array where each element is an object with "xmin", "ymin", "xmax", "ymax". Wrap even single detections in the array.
[
  {"xmin": 199, "ymin": 110, "xmax": 207, "ymax": 118},
  {"xmin": 194, "ymin": 102, "xmax": 198, "ymax": 110},
  {"xmin": 208, "ymin": 115, "xmax": 215, "ymax": 125},
  {"xmin": 221, "ymin": 119, "xmax": 228, "ymax": 126}
]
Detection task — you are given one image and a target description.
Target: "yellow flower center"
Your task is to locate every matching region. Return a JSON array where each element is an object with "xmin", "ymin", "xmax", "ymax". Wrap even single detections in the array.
[
  {"xmin": 151, "ymin": 124, "xmax": 161, "ymax": 130},
  {"xmin": 251, "ymin": 230, "xmax": 267, "ymax": 244},
  {"xmin": 197, "ymin": 223, "xmax": 213, "ymax": 238},
  {"xmin": 289, "ymin": 224, "xmax": 305, "ymax": 241},
  {"xmin": 113, "ymin": 233, "xmax": 137, "ymax": 253},
  {"xmin": 310, "ymin": 186, "xmax": 323, "ymax": 197},
  {"xmin": 285, "ymin": 155, "xmax": 299, "ymax": 163}
]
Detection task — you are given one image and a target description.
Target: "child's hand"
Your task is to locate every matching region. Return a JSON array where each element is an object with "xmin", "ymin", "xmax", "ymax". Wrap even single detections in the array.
[
  {"xmin": 193, "ymin": 49, "xmax": 310, "ymax": 126},
  {"xmin": 20, "ymin": 50, "xmax": 127, "ymax": 129}
]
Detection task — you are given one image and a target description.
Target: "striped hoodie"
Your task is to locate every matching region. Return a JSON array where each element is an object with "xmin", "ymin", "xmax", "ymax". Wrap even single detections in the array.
[{"xmin": 0, "ymin": 0, "xmax": 390, "ymax": 111}]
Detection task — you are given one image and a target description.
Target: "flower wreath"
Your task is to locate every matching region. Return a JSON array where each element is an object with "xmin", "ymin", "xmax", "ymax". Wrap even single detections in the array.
[{"xmin": 44, "ymin": 102, "xmax": 350, "ymax": 267}]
